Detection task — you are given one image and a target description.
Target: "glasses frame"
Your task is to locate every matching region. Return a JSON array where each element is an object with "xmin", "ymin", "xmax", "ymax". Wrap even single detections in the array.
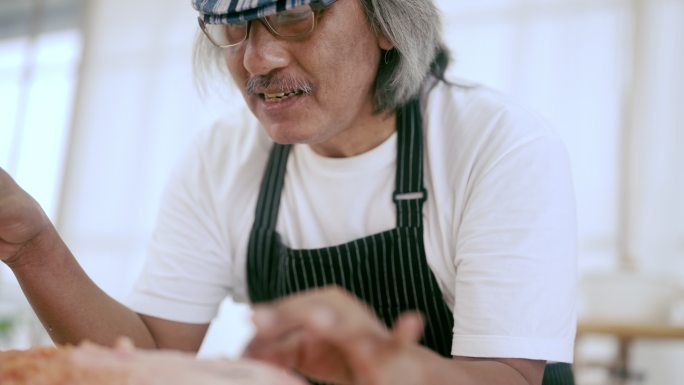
[{"xmin": 198, "ymin": 3, "xmax": 328, "ymax": 48}]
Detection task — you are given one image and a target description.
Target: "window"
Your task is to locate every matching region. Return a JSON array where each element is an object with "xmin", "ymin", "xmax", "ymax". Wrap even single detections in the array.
[
  {"xmin": 437, "ymin": 0, "xmax": 684, "ymax": 275},
  {"xmin": 0, "ymin": 0, "xmax": 84, "ymax": 348},
  {"xmin": 0, "ymin": 0, "xmax": 84, "ymax": 221}
]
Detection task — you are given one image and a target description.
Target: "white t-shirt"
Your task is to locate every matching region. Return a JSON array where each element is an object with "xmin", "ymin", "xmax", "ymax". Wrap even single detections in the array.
[{"xmin": 128, "ymin": 80, "xmax": 577, "ymax": 363}]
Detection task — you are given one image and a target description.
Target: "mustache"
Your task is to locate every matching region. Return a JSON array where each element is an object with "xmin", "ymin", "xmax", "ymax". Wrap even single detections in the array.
[{"xmin": 245, "ymin": 75, "xmax": 313, "ymax": 95}]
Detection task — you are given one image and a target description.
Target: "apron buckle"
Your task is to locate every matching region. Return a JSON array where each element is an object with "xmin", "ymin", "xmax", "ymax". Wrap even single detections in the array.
[{"xmin": 393, "ymin": 189, "xmax": 427, "ymax": 202}]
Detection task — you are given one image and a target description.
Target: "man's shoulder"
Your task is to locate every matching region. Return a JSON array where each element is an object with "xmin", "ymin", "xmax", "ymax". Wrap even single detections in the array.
[
  {"xmin": 425, "ymin": 79, "xmax": 556, "ymax": 144},
  {"xmin": 171, "ymin": 107, "xmax": 272, "ymax": 185},
  {"xmin": 428, "ymin": 80, "xmax": 544, "ymax": 123},
  {"xmin": 200, "ymin": 107, "xmax": 263, "ymax": 143},
  {"xmin": 193, "ymin": 107, "xmax": 271, "ymax": 161}
]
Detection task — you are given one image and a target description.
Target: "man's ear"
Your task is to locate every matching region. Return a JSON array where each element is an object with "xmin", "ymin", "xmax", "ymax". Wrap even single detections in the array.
[{"xmin": 377, "ymin": 34, "xmax": 394, "ymax": 51}]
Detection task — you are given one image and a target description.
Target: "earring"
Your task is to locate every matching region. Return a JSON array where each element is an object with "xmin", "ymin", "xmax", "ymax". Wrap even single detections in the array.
[{"xmin": 384, "ymin": 49, "xmax": 393, "ymax": 64}]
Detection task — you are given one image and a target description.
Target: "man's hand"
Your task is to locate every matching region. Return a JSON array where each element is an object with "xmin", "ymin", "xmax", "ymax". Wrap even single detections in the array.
[
  {"xmin": 242, "ymin": 286, "xmax": 544, "ymax": 385},
  {"xmin": 0, "ymin": 168, "xmax": 162, "ymax": 350},
  {"xmin": 0, "ymin": 167, "xmax": 51, "ymax": 266},
  {"xmin": 242, "ymin": 286, "xmax": 426, "ymax": 385}
]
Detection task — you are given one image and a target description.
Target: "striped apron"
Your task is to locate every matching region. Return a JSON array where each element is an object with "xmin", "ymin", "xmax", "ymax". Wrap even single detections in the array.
[{"xmin": 246, "ymin": 99, "xmax": 574, "ymax": 385}]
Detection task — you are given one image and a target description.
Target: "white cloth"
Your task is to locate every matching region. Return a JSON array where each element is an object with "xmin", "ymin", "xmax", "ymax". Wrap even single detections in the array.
[{"xmin": 128, "ymin": 80, "xmax": 577, "ymax": 363}]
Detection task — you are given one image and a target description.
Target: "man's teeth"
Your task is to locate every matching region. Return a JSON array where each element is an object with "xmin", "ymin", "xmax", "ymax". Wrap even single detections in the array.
[{"xmin": 264, "ymin": 90, "xmax": 303, "ymax": 101}]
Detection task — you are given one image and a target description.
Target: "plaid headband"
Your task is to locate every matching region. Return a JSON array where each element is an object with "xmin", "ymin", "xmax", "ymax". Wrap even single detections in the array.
[{"xmin": 192, "ymin": 0, "xmax": 337, "ymax": 24}]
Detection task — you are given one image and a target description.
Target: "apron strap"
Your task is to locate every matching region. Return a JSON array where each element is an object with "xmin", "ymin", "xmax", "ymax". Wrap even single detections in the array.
[
  {"xmin": 252, "ymin": 143, "xmax": 291, "ymax": 231},
  {"xmin": 394, "ymin": 99, "xmax": 427, "ymax": 228}
]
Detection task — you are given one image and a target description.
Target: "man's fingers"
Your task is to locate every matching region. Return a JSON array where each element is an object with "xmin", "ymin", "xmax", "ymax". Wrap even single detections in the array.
[
  {"xmin": 245, "ymin": 290, "xmax": 427, "ymax": 385},
  {"xmin": 243, "ymin": 329, "xmax": 304, "ymax": 369},
  {"xmin": 253, "ymin": 305, "xmax": 337, "ymax": 332},
  {"xmin": 392, "ymin": 311, "xmax": 425, "ymax": 344},
  {"xmin": 114, "ymin": 337, "xmax": 136, "ymax": 352},
  {"xmin": 250, "ymin": 288, "xmax": 387, "ymax": 340}
]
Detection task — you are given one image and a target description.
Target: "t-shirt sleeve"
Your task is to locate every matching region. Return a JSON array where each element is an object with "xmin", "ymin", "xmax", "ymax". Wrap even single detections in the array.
[
  {"xmin": 450, "ymin": 108, "xmax": 577, "ymax": 363},
  {"xmin": 126, "ymin": 131, "xmax": 234, "ymax": 324}
]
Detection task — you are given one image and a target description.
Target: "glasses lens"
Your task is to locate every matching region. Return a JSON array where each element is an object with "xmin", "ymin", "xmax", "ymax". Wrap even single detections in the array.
[
  {"xmin": 265, "ymin": 5, "xmax": 315, "ymax": 37},
  {"xmin": 203, "ymin": 22, "xmax": 248, "ymax": 46}
]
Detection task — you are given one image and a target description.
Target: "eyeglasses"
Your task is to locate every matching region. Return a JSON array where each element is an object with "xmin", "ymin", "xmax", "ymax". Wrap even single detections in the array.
[{"xmin": 198, "ymin": 4, "xmax": 325, "ymax": 48}]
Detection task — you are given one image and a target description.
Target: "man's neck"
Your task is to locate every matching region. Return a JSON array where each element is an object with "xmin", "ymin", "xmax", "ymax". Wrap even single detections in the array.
[{"xmin": 309, "ymin": 111, "xmax": 397, "ymax": 158}]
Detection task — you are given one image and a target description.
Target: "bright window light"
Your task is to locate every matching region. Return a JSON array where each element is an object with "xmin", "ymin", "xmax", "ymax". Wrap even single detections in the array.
[{"xmin": 0, "ymin": 29, "xmax": 82, "ymax": 221}]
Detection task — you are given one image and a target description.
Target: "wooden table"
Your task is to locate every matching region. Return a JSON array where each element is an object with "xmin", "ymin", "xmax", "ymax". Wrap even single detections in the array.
[{"xmin": 576, "ymin": 321, "xmax": 684, "ymax": 384}]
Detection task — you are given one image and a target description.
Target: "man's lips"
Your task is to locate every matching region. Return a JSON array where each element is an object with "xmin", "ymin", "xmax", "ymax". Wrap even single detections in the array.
[
  {"xmin": 246, "ymin": 74, "xmax": 313, "ymax": 102},
  {"xmin": 262, "ymin": 89, "xmax": 307, "ymax": 102}
]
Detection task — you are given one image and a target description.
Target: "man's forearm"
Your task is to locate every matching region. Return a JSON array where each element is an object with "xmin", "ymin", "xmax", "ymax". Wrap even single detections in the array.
[
  {"xmin": 8, "ymin": 224, "xmax": 156, "ymax": 349},
  {"xmin": 381, "ymin": 344, "xmax": 543, "ymax": 385}
]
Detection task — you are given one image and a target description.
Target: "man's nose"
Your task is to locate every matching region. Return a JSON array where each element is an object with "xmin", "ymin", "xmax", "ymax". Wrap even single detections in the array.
[{"xmin": 242, "ymin": 21, "xmax": 290, "ymax": 76}]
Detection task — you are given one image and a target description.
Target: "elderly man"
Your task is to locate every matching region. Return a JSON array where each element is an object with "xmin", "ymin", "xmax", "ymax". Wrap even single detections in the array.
[{"xmin": 0, "ymin": 0, "xmax": 576, "ymax": 384}]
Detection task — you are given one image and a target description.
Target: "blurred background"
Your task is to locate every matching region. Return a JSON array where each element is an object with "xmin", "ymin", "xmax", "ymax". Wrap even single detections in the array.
[{"xmin": 0, "ymin": 0, "xmax": 682, "ymax": 384}]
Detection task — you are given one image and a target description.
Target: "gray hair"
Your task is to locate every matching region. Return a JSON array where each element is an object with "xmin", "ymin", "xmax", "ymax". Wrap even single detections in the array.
[{"xmin": 192, "ymin": 0, "xmax": 450, "ymax": 112}]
